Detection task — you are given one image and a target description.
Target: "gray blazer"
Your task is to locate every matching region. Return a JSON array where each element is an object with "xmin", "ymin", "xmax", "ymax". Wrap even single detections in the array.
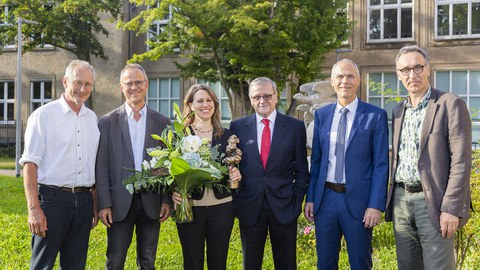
[
  {"xmin": 96, "ymin": 104, "xmax": 170, "ymax": 221},
  {"xmin": 385, "ymin": 88, "xmax": 472, "ymax": 231}
]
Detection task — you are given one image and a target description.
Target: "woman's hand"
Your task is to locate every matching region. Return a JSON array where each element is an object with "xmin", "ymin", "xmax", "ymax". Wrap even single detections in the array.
[{"xmin": 228, "ymin": 166, "xmax": 242, "ymax": 182}]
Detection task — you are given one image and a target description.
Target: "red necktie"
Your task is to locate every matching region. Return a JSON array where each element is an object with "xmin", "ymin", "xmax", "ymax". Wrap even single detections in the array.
[{"xmin": 260, "ymin": 119, "xmax": 271, "ymax": 169}]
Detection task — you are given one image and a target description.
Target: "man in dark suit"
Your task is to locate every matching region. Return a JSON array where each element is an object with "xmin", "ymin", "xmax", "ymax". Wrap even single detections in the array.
[
  {"xmin": 230, "ymin": 77, "xmax": 310, "ymax": 270},
  {"xmin": 304, "ymin": 59, "xmax": 389, "ymax": 269},
  {"xmin": 385, "ymin": 45, "xmax": 471, "ymax": 270},
  {"xmin": 96, "ymin": 64, "xmax": 171, "ymax": 269}
]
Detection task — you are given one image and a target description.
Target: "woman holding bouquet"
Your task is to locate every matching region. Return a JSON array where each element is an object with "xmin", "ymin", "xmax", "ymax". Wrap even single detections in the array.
[{"xmin": 173, "ymin": 84, "xmax": 241, "ymax": 270}]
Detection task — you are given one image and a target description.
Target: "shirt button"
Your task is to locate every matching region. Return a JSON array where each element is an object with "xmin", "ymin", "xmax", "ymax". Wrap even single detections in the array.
[{"xmin": 78, "ymin": 144, "xmax": 80, "ymax": 147}]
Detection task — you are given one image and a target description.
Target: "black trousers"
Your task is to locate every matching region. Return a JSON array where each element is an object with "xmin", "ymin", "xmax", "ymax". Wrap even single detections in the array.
[
  {"xmin": 106, "ymin": 194, "xmax": 160, "ymax": 270},
  {"xmin": 239, "ymin": 198, "xmax": 298, "ymax": 270},
  {"xmin": 176, "ymin": 201, "xmax": 235, "ymax": 270}
]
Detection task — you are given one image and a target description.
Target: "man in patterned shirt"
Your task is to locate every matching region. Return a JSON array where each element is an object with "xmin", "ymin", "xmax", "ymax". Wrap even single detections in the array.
[{"xmin": 385, "ymin": 45, "xmax": 472, "ymax": 270}]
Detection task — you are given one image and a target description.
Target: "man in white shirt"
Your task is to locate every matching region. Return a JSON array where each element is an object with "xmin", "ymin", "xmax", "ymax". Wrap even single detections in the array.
[
  {"xmin": 95, "ymin": 64, "xmax": 171, "ymax": 269},
  {"xmin": 20, "ymin": 60, "xmax": 100, "ymax": 269}
]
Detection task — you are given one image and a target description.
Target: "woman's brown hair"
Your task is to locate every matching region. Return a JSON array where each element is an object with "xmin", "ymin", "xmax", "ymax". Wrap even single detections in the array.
[{"xmin": 182, "ymin": 84, "xmax": 224, "ymax": 138}]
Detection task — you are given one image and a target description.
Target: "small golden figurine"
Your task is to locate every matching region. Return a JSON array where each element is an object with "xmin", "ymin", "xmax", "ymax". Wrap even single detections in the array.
[{"xmin": 223, "ymin": 135, "xmax": 242, "ymax": 189}]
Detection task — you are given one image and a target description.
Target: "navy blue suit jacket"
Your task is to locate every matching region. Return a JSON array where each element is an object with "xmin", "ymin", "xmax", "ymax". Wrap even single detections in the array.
[
  {"xmin": 306, "ymin": 100, "xmax": 389, "ymax": 219},
  {"xmin": 230, "ymin": 112, "xmax": 310, "ymax": 227}
]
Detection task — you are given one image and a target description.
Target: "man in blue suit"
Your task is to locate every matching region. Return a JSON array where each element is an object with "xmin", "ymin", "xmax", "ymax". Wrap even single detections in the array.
[
  {"xmin": 304, "ymin": 59, "xmax": 389, "ymax": 269},
  {"xmin": 230, "ymin": 77, "xmax": 310, "ymax": 270}
]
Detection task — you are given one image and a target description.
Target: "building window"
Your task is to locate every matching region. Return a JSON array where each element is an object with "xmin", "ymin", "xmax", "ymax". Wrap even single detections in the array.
[
  {"xmin": 367, "ymin": 0, "xmax": 413, "ymax": 43},
  {"xmin": 197, "ymin": 80, "xmax": 231, "ymax": 122},
  {"xmin": 434, "ymin": 70, "xmax": 480, "ymax": 143},
  {"xmin": 148, "ymin": 2, "xmax": 173, "ymax": 51},
  {"xmin": 30, "ymin": 81, "xmax": 52, "ymax": 112},
  {"xmin": 0, "ymin": 81, "xmax": 15, "ymax": 123},
  {"xmin": 367, "ymin": 72, "xmax": 407, "ymax": 143},
  {"xmin": 0, "ymin": 6, "xmax": 16, "ymax": 48},
  {"xmin": 436, "ymin": 0, "xmax": 480, "ymax": 39},
  {"xmin": 147, "ymin": 77, "xmax": 180, "ymax": 119}
]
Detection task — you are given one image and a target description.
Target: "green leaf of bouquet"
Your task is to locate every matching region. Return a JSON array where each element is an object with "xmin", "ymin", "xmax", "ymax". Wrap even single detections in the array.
[
  {"xmin": 151, "ymin": 134, "xmax": 162, "ymax": 141},
  {"xmin": 149, "ymin": 149, "xmax": 170, "ymax": 157},
  {"xmin": 170, "ymin": 158, "xmax": 222, "ymax": 192},
  {"xmin": 173, "ymin": 121, "xmax": 184, "ymax": 135},
  {"xmin": 173, "ymin": 103, "xmax": 183, "ymax": 123}
]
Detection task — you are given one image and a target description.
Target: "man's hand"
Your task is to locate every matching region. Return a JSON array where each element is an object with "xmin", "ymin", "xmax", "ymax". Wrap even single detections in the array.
[
  {"xmin": 28, "ymin": 206, "xmax": 48, "ymax": 238},
  {"xmin": 99, "ymin": 208, "xmax": 113, "ymax": 228},
  {"xmin": 363, "ymin": 208, "xmax": 381, "ymax": 228},
  {"xmin": 159, "ymin": 203, "xmax": 171, "ymax": 223},
  {"xmin": 304, "ymin": 202, "xmax": 315, "ymax": 222},
  {"xmin": 91, "ymin": 188, "xmax": 99, "ymax": 229},
  {"xmin": 440, "ymin": 212, "xmax": 459, "ymax": 238}
]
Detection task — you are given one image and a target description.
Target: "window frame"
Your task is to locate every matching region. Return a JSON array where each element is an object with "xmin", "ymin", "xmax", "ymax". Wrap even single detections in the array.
[
  {"xmin": 367, "ymin": 0, "xmax": 414, "ymax": 43},
  {"xmin": 0, "ymin": 80, "xmax": 15, "ymax": 124},
  {"xmin": 30, "ymin": 80, "xmax": 53, "ymax": 113},
  {"xmin": 433, "ymin": 70, "xmax": 480, "ymax": 144},
  {"xmin": 435, "ymin": 0, "xmax": 480, "ymax": 40},
  {"xmin": 147, "ymin": 77, "xmax": 181, "ymax": 119}
]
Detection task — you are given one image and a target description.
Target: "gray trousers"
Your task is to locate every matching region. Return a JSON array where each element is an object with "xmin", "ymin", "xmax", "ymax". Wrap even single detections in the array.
[{"xmin": 393, "ymin": 186, "xmax": 455, "ymax": 270}]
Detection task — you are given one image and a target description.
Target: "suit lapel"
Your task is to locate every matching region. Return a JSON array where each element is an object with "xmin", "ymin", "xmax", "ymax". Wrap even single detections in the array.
[
  {"xmin": 118, "ymin": 104, "xmax": 135, "ymax": 162},
  {"xmin": 323, "ymin": 105, "xmax": 335, "ymax": 150},
  {"xmin": 144, "ymin": 107, "xmax": 157, "ymax": 158},
  {"xmin": 268, "ymin": 113, "xmax": 287, "ymax": 162},
  {"xmin": 419, "ymin": 89, "xmax": 439, "ymax": 154},
  {"xmin": 246, "ymin": 114, "xmax": 262, "ymax": 165},
  {"xmin": 393, "ymin": 102, "xmax": 406, "ymax": 156},
  {"xmin": 347, "ymin": 100, "xmax": 365, "ymax": 147}
]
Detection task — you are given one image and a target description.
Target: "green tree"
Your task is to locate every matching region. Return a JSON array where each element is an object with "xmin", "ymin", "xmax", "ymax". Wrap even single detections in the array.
[
  {"xmin": 122, "ymin": 0, "xmax": 351, "ymax": 118},
  {"xmin": 0, "ymin": 0, "xmax": 123, "ymax": 61}
]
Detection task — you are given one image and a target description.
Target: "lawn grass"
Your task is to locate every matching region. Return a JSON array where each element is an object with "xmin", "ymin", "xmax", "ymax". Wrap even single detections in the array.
[
  {"xmin": 0, "ymin": 157, "xmax": 16, "ymax": 170},
  {"xmin": 1, "ymin": 174, "xmax": 478, "ymax": 269}
]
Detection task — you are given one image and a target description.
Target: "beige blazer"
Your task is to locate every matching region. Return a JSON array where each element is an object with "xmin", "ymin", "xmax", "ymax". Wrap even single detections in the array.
[{"xmin": 385, "ymin": 88, "xmax": 472, "ymax": 231}]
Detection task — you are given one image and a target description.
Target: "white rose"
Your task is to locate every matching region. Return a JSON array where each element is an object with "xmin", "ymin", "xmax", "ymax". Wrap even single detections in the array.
[
  {"xmin": 182, "ymin": 135, "xmax": 203, "ymax": 153},
  {"xmin": 142, "ymin": 160, "xmax": 150, "ymax": 170}
]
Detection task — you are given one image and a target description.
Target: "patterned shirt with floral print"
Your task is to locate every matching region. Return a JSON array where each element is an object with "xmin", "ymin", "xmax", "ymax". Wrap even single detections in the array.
[{"xmin": 395, "ymin": 88, "xmax": 431, "ymax": 186}]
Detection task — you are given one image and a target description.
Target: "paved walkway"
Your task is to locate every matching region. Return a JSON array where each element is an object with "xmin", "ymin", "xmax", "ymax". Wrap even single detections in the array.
[{"xmin": 0, "ymin": 169, "xmax": 21, "ymax": 177}]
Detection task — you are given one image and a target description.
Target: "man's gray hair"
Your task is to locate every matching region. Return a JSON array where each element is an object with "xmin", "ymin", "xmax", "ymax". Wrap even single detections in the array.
[
  {"xmin": 331, "ymin": 58, "xmax": 360, "ymax": 78},
  {"xmin": 396, "ymin": 45, "xmax": 429, "ymax": 64},
  {"xmin": 120, "ymin": 63, "xmax": 148, "ymax": 82},
  {"xmin": 249, "ymin": 77, "xmax": 277, "ymax": 93},
  {"xmin": 65, "ymin": 60, "xmax": 96, "ymax": 81}
]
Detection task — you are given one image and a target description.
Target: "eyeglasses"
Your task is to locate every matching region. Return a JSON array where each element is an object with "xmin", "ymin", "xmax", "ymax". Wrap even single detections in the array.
[
  {"xmin": 71, "ymin": 80, "xmax": 93, "ymax": 89},
  {"xmin": 250, "ymin": 94, "xmax": 275, "ymax": 101},
  {"xmin": 122, "ymin": 80, "xmax": 146, "ymax": 88},
  {"xmin": 397, "ymin": 65, "xmax": 425, "ymax": 76}
]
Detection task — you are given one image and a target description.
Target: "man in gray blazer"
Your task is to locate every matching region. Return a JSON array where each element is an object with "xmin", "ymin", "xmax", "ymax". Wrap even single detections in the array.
[
  {"xmin": 96, "ymin": 64, "xmax": 171, "ymax": 269},
  {"xmin": 385, "ymin": 45, "xmax": 472, "ymax": 270}
]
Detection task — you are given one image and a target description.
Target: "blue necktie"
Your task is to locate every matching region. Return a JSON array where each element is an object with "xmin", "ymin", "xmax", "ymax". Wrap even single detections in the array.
[{"xmin": 334, "ymin": 107, "xmax": 348, "ymax": 183}]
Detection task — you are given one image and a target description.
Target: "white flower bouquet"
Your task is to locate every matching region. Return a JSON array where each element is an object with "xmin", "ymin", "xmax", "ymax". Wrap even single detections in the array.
[{"xmin": 123, "ymin": 103, "xmax": 229, "ymax": 223}]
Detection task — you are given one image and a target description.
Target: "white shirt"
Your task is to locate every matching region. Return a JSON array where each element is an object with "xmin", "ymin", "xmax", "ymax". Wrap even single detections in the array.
[
  {"xmin": 19, "ymin": 95, "xmax": 100, "ymax": 188},
  {"xmin": 125, "ymin": 103, "xmax": 147, "ymax": 171},
  {"xmin": 326, "ymin": 97, "xmax": 359, "ymax": 184},
  {"xmin": 255, "ymin": 110, "xmax": 277, "ymax": 153}
]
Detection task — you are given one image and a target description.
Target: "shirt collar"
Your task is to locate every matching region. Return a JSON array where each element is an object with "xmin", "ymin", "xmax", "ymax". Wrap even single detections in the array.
[
  {"xmin": 405, "ymin": 87, "xmax": 431, "ymax": 110},
  {"xmin": 125, "ymin": 102, "xmax": 147, "ymax": 118},
  {"xmin": 336, "ymin": 96, "xmax": 358, "ymax": 114},
  {"xmin": 59, "ymin": 94, "xmax": 88, "ymax": 116},
  {"xmin": 256, "ymin": 109, "xmax": 277, "ymax": 125}
]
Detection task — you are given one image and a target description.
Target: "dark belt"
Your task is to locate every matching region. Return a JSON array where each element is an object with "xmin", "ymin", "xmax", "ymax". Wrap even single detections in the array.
[
  {"xmin": 396, "ymin": 182, "xmax": 423, "ymax": 193},
  {"xmin": 40, "ymin": 184, "xmax": 94, "ymax": 193},
  {"xmin": 325, "ymin": 182, "xmax": 346, "ymax": 193}
]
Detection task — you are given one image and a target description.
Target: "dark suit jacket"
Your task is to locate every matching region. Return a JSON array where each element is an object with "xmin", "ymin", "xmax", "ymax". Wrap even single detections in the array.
[
  {"xmin": 190, "ymin": 128, "xmax": 233, "ymax": 200},
  {"xmin": 306, "ymin": 99, "xmax": 389, "ymax": 219},
  {"xmin": 230, "ymin": 112, "xmax": 310, "ymax": 227},
  {"xmin": 96, "ymin": 104, "xmax": 170, "ymax": 222},
  {"xmin": 385, "ymin": 88, "xmax": 472, "ymax": 231}
]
